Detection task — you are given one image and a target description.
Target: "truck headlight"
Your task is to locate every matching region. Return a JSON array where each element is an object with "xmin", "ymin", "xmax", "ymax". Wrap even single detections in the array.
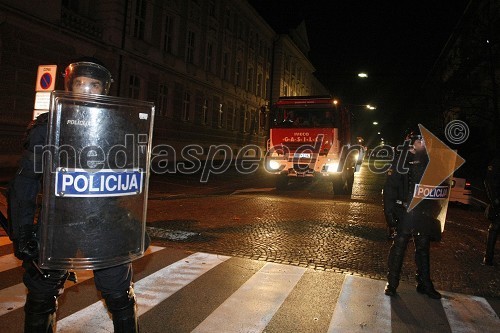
[
  {"xmin": 326, "ymin": 162, "xmax": 339, "ymax": 172},
  {"xmin": 269, "ymin": 160, "xmax": 282, "ymax": 170}
]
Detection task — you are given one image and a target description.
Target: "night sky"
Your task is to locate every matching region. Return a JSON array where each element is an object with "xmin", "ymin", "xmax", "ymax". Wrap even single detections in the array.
[{"xmin": 248, "ymin": 0, "xmax": 471, "ymax": 144}]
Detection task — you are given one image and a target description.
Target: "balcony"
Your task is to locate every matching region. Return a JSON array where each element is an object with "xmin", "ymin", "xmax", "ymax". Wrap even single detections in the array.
[{"xmin": 60, "ymin": 8, "xmax": 102, "ymax": 39}]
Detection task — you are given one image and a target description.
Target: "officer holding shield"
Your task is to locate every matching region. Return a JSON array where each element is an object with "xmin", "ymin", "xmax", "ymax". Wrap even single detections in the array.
[
  {"xmin": 383, "ymin": 127, "xmax": 442, "ymax": 299},
  {"xmin": 8, "ymin": 58, "xmax": 140, "ymax": 332}
]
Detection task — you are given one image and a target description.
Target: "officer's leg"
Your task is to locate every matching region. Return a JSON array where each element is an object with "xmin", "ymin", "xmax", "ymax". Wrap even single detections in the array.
[
  {"xmin": 483, "ymin": 220, "xmax": 499, "ymax": 265},
  {"xmin": 414, "ymin": 234, "xmax": 441, "ymax": 299},
  {"xmin": 23, "ymin": 262, "xmax": 69, "ymax": 333},
  {"xmin": 385, "ymin": 232, "xmax": 411, "ymax": 296},
  {"xmin": 94, "ymin": 262, "xmax": 138, "ymax": 333}
]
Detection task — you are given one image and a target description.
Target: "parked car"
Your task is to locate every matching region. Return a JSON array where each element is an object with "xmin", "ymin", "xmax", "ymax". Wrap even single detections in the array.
[{"xmin": 450, "ymin": 177, "xmax": 472, "ymax": 205}]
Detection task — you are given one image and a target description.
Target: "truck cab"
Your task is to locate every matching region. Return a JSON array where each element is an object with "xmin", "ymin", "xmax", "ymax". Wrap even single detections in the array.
[{"xmin": 266, "ymin": 96, "xmax": 363, "ymax": 194}]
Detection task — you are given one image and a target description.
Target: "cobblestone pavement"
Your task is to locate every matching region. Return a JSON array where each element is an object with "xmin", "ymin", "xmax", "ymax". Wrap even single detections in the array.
[{"xmin": 146, "ymin": 163, "xmax": 500, "ymax": 299}]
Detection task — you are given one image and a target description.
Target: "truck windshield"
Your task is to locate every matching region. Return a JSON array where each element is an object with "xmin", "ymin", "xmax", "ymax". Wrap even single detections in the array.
[{"xmin": 271, "ymin": 107, "xmax": 335, "ymax": 128}]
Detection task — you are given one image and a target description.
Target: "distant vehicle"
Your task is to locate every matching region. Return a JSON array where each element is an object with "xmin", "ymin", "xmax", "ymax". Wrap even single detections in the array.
[
  {"xmin": 450, "ymin": 177, "xmax": 472, "ymax": 205},
  {"xmin": 266, "ymin": 96, "xmax": 363, "ymax": 194}
]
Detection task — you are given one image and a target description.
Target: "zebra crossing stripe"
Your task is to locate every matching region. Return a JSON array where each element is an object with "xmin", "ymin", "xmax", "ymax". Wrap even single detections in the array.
[
  {"xmin": 56, "ymin": 252, "xmax": 230, "ymax": 333},
  {"xmin": 192, "ymin": 262, "xmax": 306, "ymax": 333},
  {"xmin": 328, "ymin": 275, "xmax": 391, "ymax": 332},
  {"xmin": 0, "ymin": 254, "xmax": 21, "ymax": 273},
  {"xmin": 0, "ymin": 246, "xmax": 164, "ymax": 316},
  {"xmin": 0, "ymin": 283, "xmax": 26, "ymax": 316},
  {"xmin": 441, "ymin": 291, "xmax": 500, "ymax": 333}
]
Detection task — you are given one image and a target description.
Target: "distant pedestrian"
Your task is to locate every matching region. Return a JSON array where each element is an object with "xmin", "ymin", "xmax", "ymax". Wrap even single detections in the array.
[{"xmin": 483, "ymin": 156, "xmax": 500, "ymax": 266}]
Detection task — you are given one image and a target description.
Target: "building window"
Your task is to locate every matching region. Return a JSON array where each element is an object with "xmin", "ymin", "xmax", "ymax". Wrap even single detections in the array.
[
  {"xmin": 247, "ymin": 67, "xmax": 254, "ymax": 92},
  {"xmin": 208, "ymin": 0, "xmax": 216, "ymax": 17},
  {"xmin": 241, "ymin": 105, "xmax": 247, "ymax": 133},
  {"xmin": 218, "ymin": 103, "xmax": 224, "ymax": 128},
  {"xmin": 265, "ymin": 77, "xmax": 270, "ymax": 100},
  {"xmin": 62, "ymin": 0, "xmax": 79, "ymax": 11},
  {"xmin": 235, "ymin": 60, "xmax": 242, "ymax": 87},
  {"xmin": 128, "ymin": 75, "xmax": 141, "ymax": 99},
  {"xmin": 162, "ymin": 15, "xmax": 173, "ymax": 54},
  {"xmin": 246, "ymin": 109, "xmax": 253, "ymax": 133},
  {"xmin": 228, "ymin": 105, "xmax": 236, "ymax": 130},
  {"xmin": 256, "ymin": 73, "xmax": 263, "ymax": 97},
  {"xmin": 186, "ymin": 31, "xmax": 196, "ymax": 64},
  {"xmin": 224, "ymin": 7, "xmax": 232, "ymax": 30},
  {"xmin": 132, "ymin": 0, "xmax": 146, "ymax": 39},
  {"xmin": 206, "ymin": 42, "xmax": 214, "ymax": 72},
  {"xmin": 157, "ymin": 83, "xmax": 169, "ymax": 116},
  {"xmin": 222, "ymin": 52, "xmax": 229, "ymax": 81},
  {"xmin": 202, "ymin": 99, "xmax": 209, "ymax": 125},
  {"xmin": 182, "ymin": 91, "xmax": 191, "ymax": 121}
]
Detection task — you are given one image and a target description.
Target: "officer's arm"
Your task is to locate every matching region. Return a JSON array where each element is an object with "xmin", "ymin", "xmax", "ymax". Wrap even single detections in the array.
[
  {"xmin": 7, "ymin": 115, "xmax": 47, "ymax": 260},
  {"xmin": 383, "ymin": 167, "xmax": 401, "ymax": 227}
]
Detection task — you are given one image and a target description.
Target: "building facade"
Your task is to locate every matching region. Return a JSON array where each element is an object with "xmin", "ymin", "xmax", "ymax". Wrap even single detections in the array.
[
  {"xmin": 0, "ymin": 0, "xmax": 328, "ymax": 167},
  {"xmin": 420, "ymin": 0, "xmax": 499, "ymax": 172}
]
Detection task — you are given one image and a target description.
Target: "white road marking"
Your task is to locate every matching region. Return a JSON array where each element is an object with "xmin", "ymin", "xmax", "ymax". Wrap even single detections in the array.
[
  {"xmin": 192, "ymin": 262, "xmax": 306, "ymax": 333},
  {"xmin": 328, "ymin": 275, "xmax": 391, "ymax": 332},
  {"xmin": 56, "ymin": 252, "xmax": 230, "ymax": 333},
  {"xmin": 441, "ymin": 291, "xmax": 500, "ymax": 333}
]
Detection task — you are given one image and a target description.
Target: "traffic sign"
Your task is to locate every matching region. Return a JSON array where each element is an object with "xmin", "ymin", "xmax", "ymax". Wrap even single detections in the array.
[{"xmin": 35, "ymin": 65, "xmax": 57, "ymax": 91}]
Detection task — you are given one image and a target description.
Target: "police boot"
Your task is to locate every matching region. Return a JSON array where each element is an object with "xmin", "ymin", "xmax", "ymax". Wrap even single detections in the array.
[
  {"xmin": 385, "ymin": 235, "xmax": 408, "ymax": 296},
  {"xmin": 415, "ymin": 236, "xmax": 441, "ymax": 299},
  {"xmin": 483, "ymin": 223, "xmax": 498, "ymax": 266},
  {"xmin": 104, "ymin": 287, "xmax": 139, "ymax": 333},
  {"xmin": 24, "ymin": 293, "xmax": 57, "ymax": 333}
]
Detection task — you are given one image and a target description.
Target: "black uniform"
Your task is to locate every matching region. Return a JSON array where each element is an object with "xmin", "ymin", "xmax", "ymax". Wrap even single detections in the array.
[
  {"xmin": 8, "ymin": 113, "xmax": 137, "ymax": 332},
  {"xmin": 383, "ymin": 148, "xmax": 442, "ymax": 299},
  {"xmin": 483, "ymin": 157, "xmax": 500, "ymax": 265}
]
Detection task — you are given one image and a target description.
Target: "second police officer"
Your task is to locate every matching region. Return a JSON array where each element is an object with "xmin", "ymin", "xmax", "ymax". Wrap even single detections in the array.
[{"xmin": 383, "ymin": 126, "xmax": 443, "ymax": 299}]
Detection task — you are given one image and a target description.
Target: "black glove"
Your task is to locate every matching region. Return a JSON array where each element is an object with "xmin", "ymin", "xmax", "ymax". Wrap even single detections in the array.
[
  {"xmin": 386, "ymin": 226, "xmax": 397, "ymax": 240},
  {"xmin": 485, "ymin": 204, "xmax": 499, "ymax": 221},
  {"xmin": 385, "ymin": 212, "xmax": 398, "ymax": 228},
  {"xmin": 13, "ymin": 224, "xmax": 39, "ymax": 261},
  {"xmin": 385, "ymin": 211, "xmax": 399, "ymax": 241}
]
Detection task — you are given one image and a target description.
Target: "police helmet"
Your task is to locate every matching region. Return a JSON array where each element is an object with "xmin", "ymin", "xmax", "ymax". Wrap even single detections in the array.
[
  {"xmin": 64, "ymin": 57, "xmax": 112, "ymax": 95},
  {"xmin": 404, "ymin": 125, "xmax": 423, "ymax": 144}
]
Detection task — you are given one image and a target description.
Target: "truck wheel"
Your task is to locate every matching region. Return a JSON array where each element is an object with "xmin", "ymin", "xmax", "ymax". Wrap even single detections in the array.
[
  {"xmin": 276, "ymin": 175, "xmax": 288, "ymax": 190},
  {"xmin": 332, "ymin": 170, "xmax": 354, "ymax": 195},
  {"xmin": 345, "ymin": 169, "xmax": 355, "ymax": 195},
  {"xmin": 332, "ymin": 177, "xmax": 345, "ymax": 195}
]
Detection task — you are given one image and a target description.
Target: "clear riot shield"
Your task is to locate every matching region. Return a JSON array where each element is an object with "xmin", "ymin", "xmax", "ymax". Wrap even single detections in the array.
[{"xmin": 39, "ymin": 91, "xmax": 154, "ymax": 270}]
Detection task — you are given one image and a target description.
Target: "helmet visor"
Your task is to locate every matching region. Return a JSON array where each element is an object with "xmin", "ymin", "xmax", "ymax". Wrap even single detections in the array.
[{"xmin": 64, "ymin": 62, "xmax": 112, "ymax": 95}]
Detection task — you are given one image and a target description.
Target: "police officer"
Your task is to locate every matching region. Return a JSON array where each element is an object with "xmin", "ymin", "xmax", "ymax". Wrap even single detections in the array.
[
  {"xmin": 8, "ymin": 58, "xmax": 140, "ymax": 332},
  {"xmin": 483, "ymin": 156, "xmax": 500, "ymax": 266},
  {"xmin": 383, "ymin": 127, "xmax": 442, "ymax": 299}
]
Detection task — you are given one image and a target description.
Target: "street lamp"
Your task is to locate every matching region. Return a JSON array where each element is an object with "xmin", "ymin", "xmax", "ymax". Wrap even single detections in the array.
[
  {"xmin": 358, "ymin": 73, "xmax": 368, "ymax": 78},
  {"xmin": 373, "ymin": 121, "xmax": 378, "ymax": 125}
]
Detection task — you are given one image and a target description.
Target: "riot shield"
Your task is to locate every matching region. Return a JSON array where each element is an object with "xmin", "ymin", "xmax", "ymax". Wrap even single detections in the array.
[
  {"xmin": 39, "ymin": 91, "xmax": 154, "ymax": 270},
  {"xmin": 409, "ymin": 146, "xmax": 457, "ymax": 238}
]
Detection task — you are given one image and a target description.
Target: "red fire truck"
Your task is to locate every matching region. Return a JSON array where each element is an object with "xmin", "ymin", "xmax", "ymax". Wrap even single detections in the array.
[{"xmin": 265, "ymin": 96, "xmax": 363, "ymax": 194}]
